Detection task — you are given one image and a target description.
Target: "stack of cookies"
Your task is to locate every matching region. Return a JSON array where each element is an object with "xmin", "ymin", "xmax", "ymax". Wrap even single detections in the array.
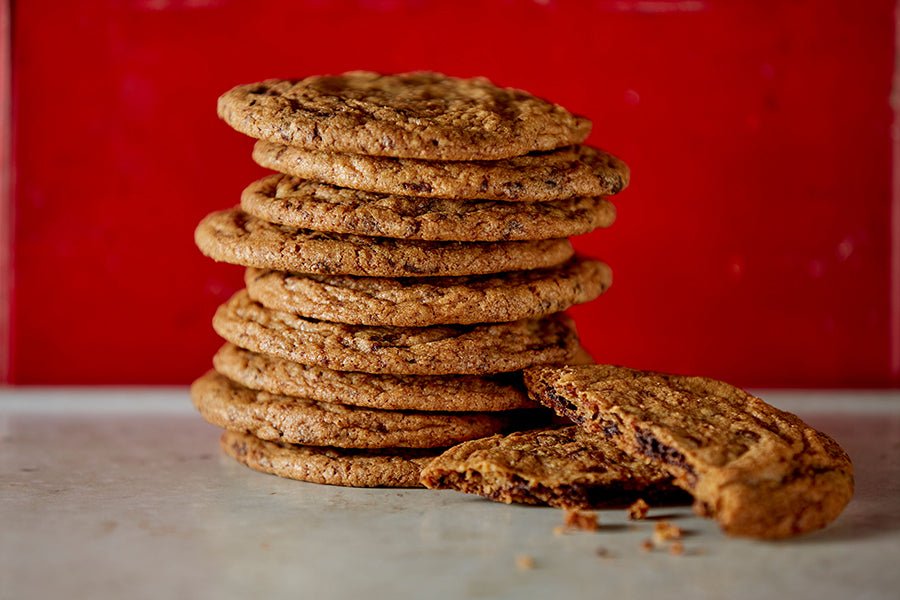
[{"xmin": 192, "ymin": 72, "xmax": 630, "ymax": 488}]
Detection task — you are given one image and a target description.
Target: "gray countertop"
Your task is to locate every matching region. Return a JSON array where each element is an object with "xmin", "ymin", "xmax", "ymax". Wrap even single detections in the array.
[{"xmin": 2, "ymin": 389, "xmax": 899, "ymax": 600}]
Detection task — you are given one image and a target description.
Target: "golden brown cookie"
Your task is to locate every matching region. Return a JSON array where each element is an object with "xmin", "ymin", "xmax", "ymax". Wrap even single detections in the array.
[
  {"xmin": 240, "ymin": 174, "xmax": 615, "ymax": 241},
  {"xmin": 217, "ymin": 72, "xmax": 590, "ymax": 160},
  {"xmin": 192, "ymin": 370, "xmax": 517, "ymax": 448},
  {"xmin": 212, "ymin": 290, "xmax": 579, "ymax": 375},
  {"xmin": 420, "ymin": 426, "xmax": 683, "ymax": 508},
  {"xmin": 213, "ymin": 343, "xmax": 537, "ymax": 412},
  {"xmin": 195, "ymin": 208, "xmax": 573, "ymax": 277},
  {"xmin": 220, "ymin": 431, "xmax": 437, "ymax": 488},
  {"xmin": 524, "ymin": 365, "xmax": 855, "ymax": 539},
  {"xmin": 253, "ymin": 141, "xmax": 629, "ymax": 201},
  {"xmin": 244, "ymin": 257, "xmax": 611, "ymax": 326}
]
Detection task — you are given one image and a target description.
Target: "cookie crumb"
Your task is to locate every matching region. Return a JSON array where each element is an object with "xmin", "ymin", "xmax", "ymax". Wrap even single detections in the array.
[
  {"xmin": 595, "ymin": 547, "xmax": 614, "ymax": 559},
  {"xmin": 627, "ymin": 499, "xmax": 650, "ymax": 520},
  {"xmin": 640, "ymin": 539, "xmax": 655, "ymax": 552},
  {"xmin": 516, "ymin": 554, "xmax": 536, "ymax": 570},
  {"xmin": 653, "ymin": 521, "xmax": 683, "ymax": 544},
  {"xmin": 669, "ymin": 542, "xmax": 685, "ymax": 556},
  {"xmin": 563, "ymin": 509, "xmax": 599, "ymax": 531}
]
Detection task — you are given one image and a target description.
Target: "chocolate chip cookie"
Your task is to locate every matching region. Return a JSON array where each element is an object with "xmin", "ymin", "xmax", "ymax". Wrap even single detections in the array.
[
  {"xmin": 217, "ymin": 72, "xmax": 590, "ymax": 160},
  {"xmin": 221, "ymin": 431, "xmax": 438, "ymax": 488},
  {"xmin": 241, "ymin": 174, "xmax": 615, "ymax": 241},
  {"xmin": 192, "ymin": 370, "xmax": 518, "ymax": 448},
  {"xmin": 524, "ymin": 365, "xmax": 855, "ymax": 539},
  {"xmin": 420, "ymin": 425, "xmax": 682, "ymax": 508},
  {"xmin": 195, "ymin": 208, "xmax": 574, "ymax": 277},
  {"xmin": 213, "ymin": 290, "xmax": 579, "ymax": 375},
  {"xmin": 213, "ymin": 343, "xmax": 537, "ymax": 411},
  {"xmin": 253, "ymin": 141, "xmax": 629, "ymax": 201},
  {"xmin": 244, "ymin": 257, "xmax": 611, "ymax": 326}
]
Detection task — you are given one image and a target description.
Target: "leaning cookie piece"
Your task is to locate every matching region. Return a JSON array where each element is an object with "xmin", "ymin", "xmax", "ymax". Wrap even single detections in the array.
[
  {"xmin": 192, "ymin": 370, "xmax": 520, "ymax": 449},
  {"xmin": 253, "ymin": 141, "xmax": 629, "ymax": 202},
  {"xmin": 420, "ymin": 426, "xmax": 683, "ymax": 508},
  {"xmin": 241, "ymin": 174, "xmax": 615, "ymax": 242},
  {"xmin": 213, "ymin": 290, "xmax": 579, "ymax": 375},
  {"xmin": 221, "ymin": 431, "xmax": 438, "ymax": 488},
  {"xmin": 217, "ymin": 72, "xmax": 590, "ymax": 160},
  {"xmin": 195, "ymin": 208, "xmax": 573, "ymax": 277},
  {"xmin": 244, "ymin": 257, "xmax": 611, "ymax": 327},
  {"xmin": 523, "ymin": 365, "xmax": 854, "ymax": 539},
  {"xmin": 213, "ymin": 343, "xmax": 537, "ymax": 412}
]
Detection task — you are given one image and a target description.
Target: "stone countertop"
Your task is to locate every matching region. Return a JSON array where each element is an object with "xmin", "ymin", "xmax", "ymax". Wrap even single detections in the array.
[{"xmin": 2, "ymin": 389, "xmax": 899, "ymax": 600}]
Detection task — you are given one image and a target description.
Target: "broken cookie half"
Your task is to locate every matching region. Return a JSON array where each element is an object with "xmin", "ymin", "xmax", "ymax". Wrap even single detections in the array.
[
  {"xmin": 523, "ymin": 364, "xmax": 854, "ymax": 539},
  {"xmin": 419, "ymin": 425, "xmax": 685, "ymax": 508}
]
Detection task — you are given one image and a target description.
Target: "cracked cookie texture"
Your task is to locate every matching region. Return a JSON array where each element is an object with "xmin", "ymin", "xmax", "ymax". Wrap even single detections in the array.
[
  {"xmin": 213, "ymin": 290, "xmax": 579, "ymax": 375},
  {"xmin": 217, "ymin": 72, "xmax": 590, "ymax": 160},
  {"xmin": 192, "ymin": 370, "xmax": 518, "ymax": 449},
  {"xmin": 213, "ymin": 343, "xmax": 537, "ymax": 412},
  {"xmin": 253, "ymin": 141, "xmax": 629, "ymax": 202},
  {"xmin": 195, "ymin": 208, "xmax": 573, "ymax": 277},
  {"xmin": 241, "ymin": 174, "xmax": 615, "ymax": 241},
  {"xmin": 221, "ymin": 431, "xmax": 438, "ymax": 488},
  {"xmin": 420, "ymin": 425, "xmax": 682, "ymax": 508},
  {"xmin": 524, "ymin": 365, "xmax": 854, "ymax": 539},
  {"xmin": 244, "ymin": 257, "xmax": 611, "ymax": 326}
]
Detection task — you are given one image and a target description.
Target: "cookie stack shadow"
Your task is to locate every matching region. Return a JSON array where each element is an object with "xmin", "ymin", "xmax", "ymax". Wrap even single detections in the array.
[{"xmin": 192, "ymin": 72, "xmax": 630, "ymax": 488}]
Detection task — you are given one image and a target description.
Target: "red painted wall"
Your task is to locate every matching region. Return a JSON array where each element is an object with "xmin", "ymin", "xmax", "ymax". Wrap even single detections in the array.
[{"xmin": 5, "ymin": 0, "xmax": 896, "ymax": 386}]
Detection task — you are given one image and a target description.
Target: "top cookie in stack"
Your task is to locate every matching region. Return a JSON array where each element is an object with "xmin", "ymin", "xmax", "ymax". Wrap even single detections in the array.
[
  {"xmin": 218, "ymin": 71, "xmax": 595, "ymax": 160},
  {"xmin": 193, "ymin": 72, "xmax": 630, "ymax": 488}
]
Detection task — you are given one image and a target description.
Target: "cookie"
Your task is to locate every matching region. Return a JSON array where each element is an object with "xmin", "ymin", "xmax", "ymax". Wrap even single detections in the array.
[
  {"xmin": 213, "ymin": 290, "xmax": 579, "ymax": 375},
  {"xmin": 192, "ymin": 370, "xmax": 517, "ymax": 448},
  {"xmin": 220, "ymin": 431, "xmax": 437, "ymax": 488},
  {"xmin": 217, "ymin": 72, "xmax": 590, "ymax": 160},
  {"xmin": 240, "ymin": 174, "xmax": 615, "ymax": 242},
  {"xmin": 213, "ymin": 343, "xmax": 536, "ymax": 412},
  {"xmin": 244, "ymin": 257, "xmax": 611, "ymax": 326},
  {"xmin": 253, "ymin": 141, "xmax": 629, "ymax": 202},
  {"xmin": 420, "ymin": 425, "xmax": 682, "ymax": 508},
  {"xmin": 524, "ymin": 365, "xmax": 855, "ymax": 539},
  {"xmin": 195, "ymin": 208, "xmax": 573, "ymax": 277}
]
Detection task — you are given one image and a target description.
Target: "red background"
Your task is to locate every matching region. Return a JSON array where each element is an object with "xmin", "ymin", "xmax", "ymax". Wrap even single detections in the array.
[{"xmin": 2, "ymin": 0, "xmax": 896, "ymax": 387}]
